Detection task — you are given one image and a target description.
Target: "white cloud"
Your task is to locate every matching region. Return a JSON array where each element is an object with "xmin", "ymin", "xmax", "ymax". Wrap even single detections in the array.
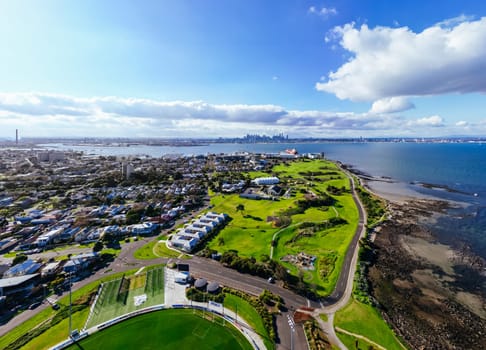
[
  {"xmin": 408, "ymin": 115, "xmax": 444, "ymax": 127},
  {"xmin": 309, "ymin": 5, "xmax": 337, "ymax": 18},
  {"xmin": 316, "ymin": 17, "xmax": 486, "ymax": 102},
  {"xmin": 370, "ymin": 97, "xmax": 415, "ymax": 114},
  {"xmin": 455, "ymin": 120, "xmax": 469, "ymax": 127},
  {"xmin": 0, "ymin": 92, "xmax": 473, "ymax": 138},
  {"xmin": 436, "ymin": 14, "xmax": 476, "ymax": 28}
]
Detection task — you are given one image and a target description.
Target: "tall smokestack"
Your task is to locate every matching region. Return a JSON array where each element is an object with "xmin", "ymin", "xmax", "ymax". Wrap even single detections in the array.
[{"xmin": 15, "ymin": 129, "xmax": 18, "ymax": 144}]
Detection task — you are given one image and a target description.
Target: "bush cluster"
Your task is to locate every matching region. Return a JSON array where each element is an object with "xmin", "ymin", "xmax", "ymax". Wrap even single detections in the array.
[
  {"xmin": 259, "ymin": 289, "xmax": 284, "ymax": 308},
  {"xmin": 220, "ymin": 251, "xmax": 273, "ymax": 278},
  {"xmin": 186, "ymin": 287, "xmax": 225, "ymax": 303},
  {"xmin": 356, "ymin": 187, "xmax": 385, "ymax": 225},
  {"xmin": 223, "ymin": 287, "xmax": 277, "ymax": 342},
  {"xmin": 303, "ymin": 319, "xmax": 333, "ymax": 350},
  {"xmin": 326, "ymin": 185, "xmax": 347, "ymax": 195},
  {"xmin": 353, "ymin": 238, "xmax": 376, "ymax": 305}
]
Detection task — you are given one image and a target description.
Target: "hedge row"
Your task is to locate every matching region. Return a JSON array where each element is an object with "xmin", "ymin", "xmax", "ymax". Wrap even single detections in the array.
[{"xmin": 186, "ymin": 287, "xmax": 225, "ymax": 303}]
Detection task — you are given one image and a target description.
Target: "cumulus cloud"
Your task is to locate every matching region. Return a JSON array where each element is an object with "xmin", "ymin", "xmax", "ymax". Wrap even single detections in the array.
[
  {"xmin": 316, "ymin": 17, "xmax": 486, "ymax": 102},
  {"xmin": 309, "ymin": 5, "xmax": 337, "ymax": 18},
  {"xmin": 370, "ymin": 96, "xmax": 415, "ymax": 114}
]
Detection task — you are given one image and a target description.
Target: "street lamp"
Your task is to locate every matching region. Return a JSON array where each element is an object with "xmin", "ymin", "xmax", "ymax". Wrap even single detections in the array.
[
  {"xmin": 68, "ymin": 272, "xmax": 73, "ymax": 338},
  {"xmin": 69, "ymin": 272, "xmax": 72, "ymax": 336},
  {"xmin": 287, "ymin": 314, "xmax": 295, "ymax": 350}
]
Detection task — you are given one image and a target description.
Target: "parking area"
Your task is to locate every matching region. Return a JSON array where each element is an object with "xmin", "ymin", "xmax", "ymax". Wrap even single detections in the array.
[{"xmin": 164, "ymin": 267, "xmax": 189, "ymax": 306}]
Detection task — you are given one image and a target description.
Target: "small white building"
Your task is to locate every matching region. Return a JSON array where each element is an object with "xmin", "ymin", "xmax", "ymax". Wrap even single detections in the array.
[
  {"xmin": 178, "ymin": 229, "xmax": 205, "ymax": 240},
  {"xmin": 130, "ymin": 222, "xmax": 157, "ymax": 235},
  {"xmin": 35, "ymin": 227, "xmax": 64, "ymax": 247},
  {"xmin": 41, "ymin": 262, "xmax": 61, "ymax": 277},
  {"xmin": 170, "ymin": 235, "xmax": 198, "ymax": 252},
  {"xmin": 252, "ymin": 177, "xmax": 279, "ymax": 186},
  {"xmin": 169, "ymin": 212, "xmax": 228, "ymax": 253}
]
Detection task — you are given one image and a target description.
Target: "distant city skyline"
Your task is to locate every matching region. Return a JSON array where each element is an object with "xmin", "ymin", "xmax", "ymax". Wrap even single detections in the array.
[{"xmin": 1, "ymin": 1, "xmax": 486, "ymax": 138}]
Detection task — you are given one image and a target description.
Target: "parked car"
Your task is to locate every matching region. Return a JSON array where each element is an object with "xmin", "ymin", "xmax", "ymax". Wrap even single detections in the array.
[{"xmin": 29, "ymin": 302, "xmax": 41, "ymax": 309}]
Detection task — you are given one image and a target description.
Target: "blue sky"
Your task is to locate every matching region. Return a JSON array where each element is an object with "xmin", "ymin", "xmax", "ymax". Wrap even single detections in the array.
[{"xmin": 1, "ymin": 0, "xmax": 486, "ymax": 138}]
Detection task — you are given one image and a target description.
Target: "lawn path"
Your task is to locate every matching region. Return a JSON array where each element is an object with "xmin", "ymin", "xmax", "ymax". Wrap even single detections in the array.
[
  {"xmin": 269, "ymin": 223, "xmax": 299, "ymax": 259},
  {"xmin": 331, "ymin": 206, "xmax": 339, "ymax": 217},
  {"xmin": 335, "ymin": 327, "xmax": 388, "ymax": 350}
]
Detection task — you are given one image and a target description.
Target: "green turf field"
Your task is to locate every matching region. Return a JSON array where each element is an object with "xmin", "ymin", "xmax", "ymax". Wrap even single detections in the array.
[
  {"xmin": 67, "ymin": 309, "xmax": 252, "ymax": 350},
  {"xmin": 86, "ymin": 267, "xmax": 165, "ymax": 328}
]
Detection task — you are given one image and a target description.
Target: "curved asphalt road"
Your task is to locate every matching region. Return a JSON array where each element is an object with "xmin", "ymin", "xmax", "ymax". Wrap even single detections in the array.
[{"xmin": 321, "ymin": 171, "xmax": 367, "ymax": 307}]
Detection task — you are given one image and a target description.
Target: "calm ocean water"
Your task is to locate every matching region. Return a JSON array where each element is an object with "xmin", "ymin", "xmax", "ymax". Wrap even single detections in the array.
[{"xmin": 44, "ymin": 142, "xmax": 486, "ymax": 257}]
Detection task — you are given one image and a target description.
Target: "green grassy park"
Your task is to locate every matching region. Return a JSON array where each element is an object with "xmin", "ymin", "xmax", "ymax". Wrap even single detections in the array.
[
  {"xmin": 334, "ymin": 299, "xmax": 405, "ymax": 350},
  {"xmin": 207, "ymin": 158, "xmax": 359, "ymax": 295},
  {"xmin": 223, "ymin": 294, "xmax": 273, "ymax": 350},
  {"xmin": 66, "ymin": 309, "xmax": 252, "ymax": 350},
  {"xmin": 336, "ymin": 331, "xmax": 377, "ymax": 350}
]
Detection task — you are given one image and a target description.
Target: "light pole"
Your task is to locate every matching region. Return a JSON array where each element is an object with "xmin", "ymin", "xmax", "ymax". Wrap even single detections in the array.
[
  {"xmin": 68, "ymin": 272, "xmax": 72, "ymax": 338},
  {"xmin": 287, "ymin": 314, "xmax": 295, "ymax": 350}
]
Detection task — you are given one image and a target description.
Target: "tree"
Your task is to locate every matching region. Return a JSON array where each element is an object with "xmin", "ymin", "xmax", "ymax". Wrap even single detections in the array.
[
  {"xmin": 93, "ymin": 240, "xmax": 104, "ymax": 252},
  {"xmin": 12, "ymin": 254, "xmax": 28, "ymax": 266},
  {"xmin": 236, "ymin": 204, "xmax": 245, "ymax": 212}
]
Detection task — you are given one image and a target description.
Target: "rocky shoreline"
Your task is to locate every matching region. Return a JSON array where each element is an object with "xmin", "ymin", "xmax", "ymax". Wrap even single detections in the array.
[{"xmin": 368, "ymin": 197, "xmax": 486, "ymax": 349}]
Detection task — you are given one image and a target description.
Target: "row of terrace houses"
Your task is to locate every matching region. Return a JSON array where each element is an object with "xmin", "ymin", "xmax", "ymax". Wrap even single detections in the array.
[{"xmin": 170, "ymin": 212, "xmax": 228, "ymax": 252}]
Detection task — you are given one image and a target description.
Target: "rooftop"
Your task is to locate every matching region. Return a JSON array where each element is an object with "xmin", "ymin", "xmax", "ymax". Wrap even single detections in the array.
[{"xmin": 0, "ymin": 274, "xmax": 38, "ymax": 288}]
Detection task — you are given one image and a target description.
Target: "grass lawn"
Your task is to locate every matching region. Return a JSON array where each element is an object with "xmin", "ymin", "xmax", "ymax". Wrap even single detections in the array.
[
  {"xmin": 208, "ymin": 159, "xmax": 359, "ymax": 296},
  {"xmin": 66, "ymin": 309, "xmax": 252, "ymax": 350},
  {"xmin": 20, "ymin": 308, "xmax": 90, "ymax": 350},
  {"xmin": 223, "ymin": 294, "xmax": 273, "ymax": 350},
  {"xmin": 207, "ymin": 193, "xmax": 288, "ymax": 259},
  {"xmin": 334, "ymin": 299, "xmax": 405, "ymax": 350},
  {"xmin": 134, "ymin": 238, "xmax": 184, "ymax": 259},
  {"xmin": 336, "ymin": 331, "xmax": 376, "ymax": 350},
  {"xmin": 153, "ymin": 240, "xmax": 186, "ymax": 258},
  {"xmin": 133, "ymin": 239, "xmax": 158, "ymax": 259},
  {"xmin": 86, "ymin": 267, "xmax": 165, "ymax": 328},
  {"xmin": 319, "ymin": 313, "xmax": 328, "ymax": 322}
]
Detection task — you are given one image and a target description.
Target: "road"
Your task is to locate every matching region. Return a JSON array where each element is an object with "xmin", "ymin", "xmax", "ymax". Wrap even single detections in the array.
[
  {"xmin": 321, "ymin": 171, "xmax": 367, "ymax": 308},
  {"xmin": 1, "ymin": 169, "xmax": 367, "ymax": 350}
]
